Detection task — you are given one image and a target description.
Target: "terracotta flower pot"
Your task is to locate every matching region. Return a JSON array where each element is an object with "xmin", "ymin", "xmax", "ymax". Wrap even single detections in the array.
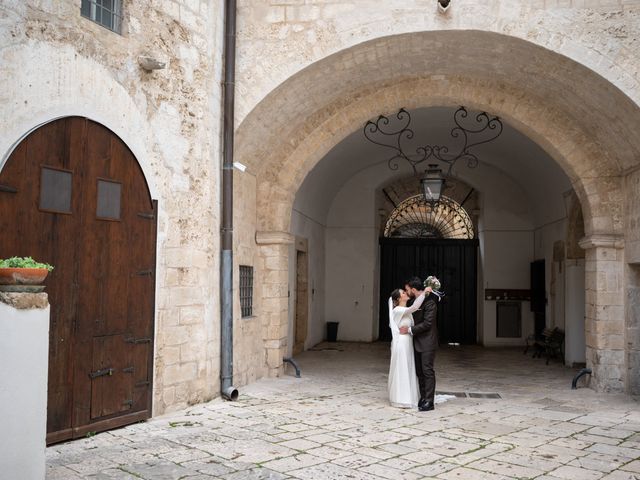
[{"xmin": 0, "ymin": 267, "xmax": 49, "ymax": 285}]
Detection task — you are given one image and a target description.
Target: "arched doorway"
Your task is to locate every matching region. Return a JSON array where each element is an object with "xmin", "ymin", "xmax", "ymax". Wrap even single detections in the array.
[
  {"xmin": 235, "ymin": 30, "xmax": 636, "ymax": 392},
  {"xmin": 379, "ymin": 195, "xmax": 477, "ymax": 343},
  {"xmin": 0, "ymin": 117, "xmax": 157, "ymax": 443}
]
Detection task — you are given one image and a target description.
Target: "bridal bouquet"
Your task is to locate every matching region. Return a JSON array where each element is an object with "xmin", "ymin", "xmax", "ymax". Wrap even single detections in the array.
[
  {"xmin": 424, "ymin": 275, "xmax": 445, "ymax": 301},
  {"xmin": 424, "ymin": 275, "xmax": 441, "ymax": 291}
]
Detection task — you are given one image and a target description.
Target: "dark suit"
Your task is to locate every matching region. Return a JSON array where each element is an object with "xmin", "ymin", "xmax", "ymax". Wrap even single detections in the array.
[{"xmin": 411, "ymin": 294, "xmax": 438, "ymax": 405}]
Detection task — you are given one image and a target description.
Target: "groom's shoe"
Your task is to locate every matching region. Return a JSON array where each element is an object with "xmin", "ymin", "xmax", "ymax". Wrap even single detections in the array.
[
  {"xmin": 418, "ymin": 398, "xmax": 427, "ymax": 408},
  {"xmin": 418, "ymin": 401, "xmax": 434, "ymax": 412}
]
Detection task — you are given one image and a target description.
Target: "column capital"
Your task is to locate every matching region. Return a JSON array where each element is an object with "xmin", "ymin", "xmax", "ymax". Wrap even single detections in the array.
[
  {"xmin": 579, "ymin": 234, "xmax": 624, "ymax": 250},
  {"xmin": 255, "ymin": 231, "xmax": 294, "ymax": 245}
]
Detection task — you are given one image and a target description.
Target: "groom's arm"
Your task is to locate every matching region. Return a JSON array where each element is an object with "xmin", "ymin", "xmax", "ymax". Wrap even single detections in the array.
[{"xmin": 409, "ymin": 298, "xmax": 436, "ymax": 337}]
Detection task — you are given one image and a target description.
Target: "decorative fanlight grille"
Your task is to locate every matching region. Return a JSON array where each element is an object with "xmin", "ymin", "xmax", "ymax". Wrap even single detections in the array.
[{"xmin": 384, "ymin": 195, "xmax": 474, "ymax": 239}]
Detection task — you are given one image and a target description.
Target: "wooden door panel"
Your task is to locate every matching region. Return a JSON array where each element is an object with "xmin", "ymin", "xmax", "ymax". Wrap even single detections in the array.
[
  {"xmin": 0, "ymin": 119, "xmax": 82, "ymax": 434},
  {"xmin": 90, "ymin": 334, "xmax": 133, "ymax": 419},
  {"xmin": 379, "ymin": 239, "xmax": 478, "ymax": 344},
  {"xmin": 131, "ymin": 341, "xmax": 151, "ymax": 411},
  {"xmin": 0, "ymin": 117, "xmax": 156, "ymax": 443}
]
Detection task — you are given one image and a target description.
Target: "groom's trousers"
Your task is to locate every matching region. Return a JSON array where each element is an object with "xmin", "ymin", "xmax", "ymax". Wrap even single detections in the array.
[{"xmin": 414, "ymin": 349, "xmax": 436, "ymax": 404}]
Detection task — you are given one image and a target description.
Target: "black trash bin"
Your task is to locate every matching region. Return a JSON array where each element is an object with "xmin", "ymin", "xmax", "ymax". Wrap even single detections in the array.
[{"xmin": 326, "ymin": 321, "xmax": 339, "ymax": 342}]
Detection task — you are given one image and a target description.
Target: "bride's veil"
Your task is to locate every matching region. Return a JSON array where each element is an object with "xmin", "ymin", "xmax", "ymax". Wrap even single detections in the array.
[{"xmin": 388, "ymin": 297, "xmax": 399, "ymax": 340}]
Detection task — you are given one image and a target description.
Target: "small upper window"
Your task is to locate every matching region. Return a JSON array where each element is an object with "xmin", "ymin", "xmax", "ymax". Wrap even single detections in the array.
[
  {"xmin": 40, "ymin": 167, "xmax": 73, "ymax": 214},
  {"xmin": 96, "ymin": 179, "xmax": 122, "ymax": 220},
  {"xmin": 81, "ymin": 0, "xmax": 122, "ymax": 34}
]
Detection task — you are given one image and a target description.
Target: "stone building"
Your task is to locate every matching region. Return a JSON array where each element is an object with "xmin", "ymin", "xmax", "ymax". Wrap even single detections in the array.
[{"xmin": 0, "ymin": 0, "xmax": 639, "ymax": 442}]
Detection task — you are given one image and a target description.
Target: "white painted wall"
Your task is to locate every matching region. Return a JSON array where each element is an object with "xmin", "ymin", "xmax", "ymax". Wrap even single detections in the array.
[
  {"xmin": 480, "ymin": 230, "xmax": 535, "ymax": 346},
  {"xmin": 324, "ymin": 171, "xmax": 380, "ymax": 342},
  {"xmin": 0, "ymin": 300, "xmax": 50, "ymax": 480}
]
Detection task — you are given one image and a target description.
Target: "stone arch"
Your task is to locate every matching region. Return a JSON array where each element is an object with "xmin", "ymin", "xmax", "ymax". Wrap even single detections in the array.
[
  {"xmin": 240, "ymin": 30, "xmax": 638, "ymax": 391},
  {"xmin": 236, "ymin": 30, "xmax": 640, "ymax": 237}
]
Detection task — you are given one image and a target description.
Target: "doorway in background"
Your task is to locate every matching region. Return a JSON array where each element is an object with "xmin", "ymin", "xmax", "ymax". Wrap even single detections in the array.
[{"xmin": 379, "ymin": 238, "xmax": 478, "ymax": 344}]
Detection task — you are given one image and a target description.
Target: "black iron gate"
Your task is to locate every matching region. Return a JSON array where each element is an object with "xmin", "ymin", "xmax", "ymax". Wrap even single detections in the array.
[{"xmin": 379, "ymin": 238, "xmax": 478, "ymax": 344}]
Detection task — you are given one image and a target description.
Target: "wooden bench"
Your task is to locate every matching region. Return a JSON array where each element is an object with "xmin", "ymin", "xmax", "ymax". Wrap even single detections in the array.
[{"xmin": 524, "ymin": 327, "xmax": 565, "ymax": 365}]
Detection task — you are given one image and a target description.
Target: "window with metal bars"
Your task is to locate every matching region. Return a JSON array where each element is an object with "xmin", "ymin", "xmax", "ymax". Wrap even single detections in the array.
[
  {"xmin": 81, "ymin": 0, "xmax": 123, "ymax": 34},
  {"xmin": 239, "ymin": 266, "xmax": 254, "ymax": 318}
]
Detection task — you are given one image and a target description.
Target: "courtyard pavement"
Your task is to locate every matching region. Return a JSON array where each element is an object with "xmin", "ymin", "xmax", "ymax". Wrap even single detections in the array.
[{"xmin": 46, "ymin": 343, "xmax": 640, "ymax": 480}]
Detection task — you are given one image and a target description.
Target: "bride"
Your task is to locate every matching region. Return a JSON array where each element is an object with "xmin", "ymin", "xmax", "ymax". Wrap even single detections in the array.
[{"xmin": 388, "ymin": 288, "xmax": 426, "ymax": 408}]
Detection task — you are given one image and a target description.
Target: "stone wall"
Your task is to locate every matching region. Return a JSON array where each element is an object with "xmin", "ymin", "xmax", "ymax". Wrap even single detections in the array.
[
  {"xmin": 235, "ymin": 0, "xmax": 640, "ymax": 125},
  {"xmin": 232, "ymin": 2, "xmax": 640, "ymax": 391},
  {"xmin": 3, "ymin": 0, "xmax": 640, "ymax": 407},
  {"xmin": 581, "ymin": 236, "xmax": 626, "ymax": 392},
  {"xmin": 0, "ymin": 0, "xmax": 224, "ymax": 414}
]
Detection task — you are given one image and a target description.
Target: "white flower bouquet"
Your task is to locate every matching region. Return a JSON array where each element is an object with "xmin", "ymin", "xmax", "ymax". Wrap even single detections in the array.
[
  {"xmin": 424, "ymin": 275, "xmax": 441, "ymax": 291},
  {"xmin": 424, "ymin": 275, "xmax": 444, "ymax": 301}
]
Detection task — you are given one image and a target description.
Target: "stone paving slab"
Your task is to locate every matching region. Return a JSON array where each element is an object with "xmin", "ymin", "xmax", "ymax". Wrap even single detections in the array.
[{"xmin": 46, "ymin": 344, "xmax": 640, "ymax": 479}]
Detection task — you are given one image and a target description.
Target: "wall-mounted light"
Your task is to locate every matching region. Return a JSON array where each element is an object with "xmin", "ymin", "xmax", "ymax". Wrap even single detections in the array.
[{"xmin": 233, "ymin": 161, "xmax": 247, "ymax": 172}]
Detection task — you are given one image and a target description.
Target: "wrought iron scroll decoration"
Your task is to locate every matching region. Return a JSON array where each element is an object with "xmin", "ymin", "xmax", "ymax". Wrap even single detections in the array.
[
  {"xmin": 363, "ymin": 107, "xmax": 503, "ymax": 176},
  {"xmin": 384, "ymin": 194, "xmax": 475, "ymax": 239}
]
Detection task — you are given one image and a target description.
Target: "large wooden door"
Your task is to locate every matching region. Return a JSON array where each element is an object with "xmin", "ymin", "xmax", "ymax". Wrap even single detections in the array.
[
  {"xmin": 379, "ymin": 238, "xmax": 478, "ymax": 344},
  {"xmin": 0, "ymin": 117, "xmax": 156, "ymax": 444}
]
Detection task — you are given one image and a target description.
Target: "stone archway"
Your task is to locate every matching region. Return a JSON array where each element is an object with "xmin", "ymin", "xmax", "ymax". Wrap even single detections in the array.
[{"xmin": 236, "ymin": 31, "xmax": 640, "ymax": 392}]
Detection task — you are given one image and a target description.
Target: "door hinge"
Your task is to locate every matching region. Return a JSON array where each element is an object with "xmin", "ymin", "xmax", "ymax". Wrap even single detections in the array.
[
  {"xmin": 137, "ymin": 212, "xmax": 155, "ymax": 220},
  {"xmin": 125, "ymin": 337, "xmax": 152, "ymax": 344},
  {"xmin": 122, "ymin": 366, "xmax": 134, "ymax": 373},
  {"xmin": 89, "ymin": 367, "xmax": 114, "ymax": 379},
  {"xmin": 0, "ymin": 184, "xmax": 17, "ymax": 193},
  {"xmin": 122, "ymin": 399, "xmax": 133, "ymax": 407},
  {"xmin": 135, "ymin": 269, "xmax": 153, "ymax": 277}
]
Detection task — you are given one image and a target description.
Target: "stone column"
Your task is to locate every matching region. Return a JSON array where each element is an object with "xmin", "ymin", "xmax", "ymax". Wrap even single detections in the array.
[
  {"xmin": 579, "ymin": 234, "xmax": 625, "ymax": 392},
  {"xmin": 256, "ymin": 231, "xmax": 293, "ymax": 377},
  {"xmin": 0, "ymin": 292, "xmax": 50, "ymax": 480}
]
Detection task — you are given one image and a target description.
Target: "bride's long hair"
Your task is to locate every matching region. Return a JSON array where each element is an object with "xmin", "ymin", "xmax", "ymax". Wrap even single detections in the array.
[{"xmin": 390, "ymin": 289, "xmax": 402, "ymax": 307}]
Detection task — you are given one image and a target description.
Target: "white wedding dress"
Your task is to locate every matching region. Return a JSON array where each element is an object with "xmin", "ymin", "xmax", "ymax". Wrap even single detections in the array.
[{"xmin": 388, "ymin": 293, "xmax": 425, "ymax": 408}]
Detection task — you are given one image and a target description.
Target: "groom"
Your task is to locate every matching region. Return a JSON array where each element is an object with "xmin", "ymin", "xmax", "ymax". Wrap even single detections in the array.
[{"xmin": 400, "ymin": 278, "xmax": 438, "ymax": 412}]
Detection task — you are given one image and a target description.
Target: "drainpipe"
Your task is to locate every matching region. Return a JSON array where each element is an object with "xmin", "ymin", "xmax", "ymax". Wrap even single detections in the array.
[{"xmin": 220, "ymin": 0, "xmax": 238, "ymax": 401}]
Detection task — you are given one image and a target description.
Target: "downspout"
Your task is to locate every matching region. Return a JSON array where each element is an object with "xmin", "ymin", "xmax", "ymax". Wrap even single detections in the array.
[{"xmin": 221, "ymin": 0, "xmax": 238, "ymax": 401}]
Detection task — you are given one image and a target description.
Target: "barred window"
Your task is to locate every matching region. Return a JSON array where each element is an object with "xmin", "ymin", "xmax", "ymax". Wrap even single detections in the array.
[
  {"xmin": 239, "ymin": 266, "xmax": 253, "ymax": 318},
  {"xmin": 81, "ymin": 0, "xmax": 123, "ymax": 34}
]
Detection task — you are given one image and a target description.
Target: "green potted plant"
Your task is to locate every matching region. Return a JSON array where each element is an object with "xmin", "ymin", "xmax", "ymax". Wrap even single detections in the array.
[{"xmin": 0, "ymin": 256, "xmax": 54, "ymax": 288}]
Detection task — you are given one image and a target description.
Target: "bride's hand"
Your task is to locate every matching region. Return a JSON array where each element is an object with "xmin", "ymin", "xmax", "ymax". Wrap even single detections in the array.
[{"xmin": 425, "ymin": 286, "xmax": 433, "ymax": 293}]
